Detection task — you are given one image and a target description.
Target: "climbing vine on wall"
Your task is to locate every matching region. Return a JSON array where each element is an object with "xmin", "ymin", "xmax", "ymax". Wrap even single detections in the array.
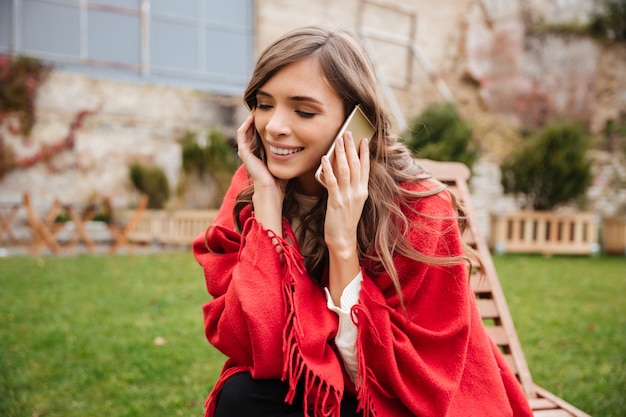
[
  {"xmin": 0, "ymin": 55, "xmax": 51, "ymax": 136},
  {"xmin": 0, "ymin": 54, "xmax": 95, "ymax": 179},
  {"xmin": 0, "ymin": 54, "xmax": 50, "ymax": 178},
  {"xmin": 17, "ymin": 109, "xmax": 95, "ymax": 168},
  {"xmin": 0, "ymin": 55, "xmax": 51, "ymax": 178}
]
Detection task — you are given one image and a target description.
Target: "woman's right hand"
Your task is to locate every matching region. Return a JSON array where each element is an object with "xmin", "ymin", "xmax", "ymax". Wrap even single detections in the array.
[
  {"xmin": 237, "ymin": 112, "xmax": 285, "ymax": 236},
  {"xmin": 237, "ymin": 112, "xmax": 273, "ymax": 185}
]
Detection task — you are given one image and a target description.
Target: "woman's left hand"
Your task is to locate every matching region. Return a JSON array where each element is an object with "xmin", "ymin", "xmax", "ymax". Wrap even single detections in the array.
[{"xmin": 321, "ymin": 132, "xmax": 370, "ymax": 303}]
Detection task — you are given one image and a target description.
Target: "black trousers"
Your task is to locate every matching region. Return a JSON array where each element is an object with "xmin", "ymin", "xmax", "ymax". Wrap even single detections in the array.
[{"xmin": 213, "ymin": 372, "xmax": 362, "ymax": 417}]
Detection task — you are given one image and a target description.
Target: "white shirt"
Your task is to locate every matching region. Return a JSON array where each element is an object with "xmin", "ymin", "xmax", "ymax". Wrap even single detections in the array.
[{"xmin": 324, "ymin": 272, "xmax": 362, "ymax": 383}]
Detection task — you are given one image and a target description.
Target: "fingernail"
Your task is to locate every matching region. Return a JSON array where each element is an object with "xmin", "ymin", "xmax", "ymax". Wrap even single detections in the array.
[{"xmin": 338, "ymin": 137, "xmax": 344, "ymax": 147}]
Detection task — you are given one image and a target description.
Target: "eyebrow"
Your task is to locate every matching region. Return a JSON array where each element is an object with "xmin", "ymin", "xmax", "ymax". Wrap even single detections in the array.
[{"xmin": 256, "ymin": 90, "xmax": 325, "ymax": 106}]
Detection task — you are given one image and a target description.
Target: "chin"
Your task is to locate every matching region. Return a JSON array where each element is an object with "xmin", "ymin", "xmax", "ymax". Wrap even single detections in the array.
[{"xmin": 267, "ymin": 164, "xmax": 297, "ymax": 181}]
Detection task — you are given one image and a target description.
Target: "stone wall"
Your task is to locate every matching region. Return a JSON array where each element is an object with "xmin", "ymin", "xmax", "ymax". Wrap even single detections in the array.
[{"xmin": 1, "ymin": 71, "xmax": 244, "ymax": 210}]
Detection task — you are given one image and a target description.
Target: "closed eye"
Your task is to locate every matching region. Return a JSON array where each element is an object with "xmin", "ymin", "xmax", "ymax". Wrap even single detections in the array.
[{"xmin": 296, "ymin": 110, "xmax": 315, "ymax": 119}]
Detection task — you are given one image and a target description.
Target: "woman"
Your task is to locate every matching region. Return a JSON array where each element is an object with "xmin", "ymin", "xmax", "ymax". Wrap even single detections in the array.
[{"xmin": 193, "ymin": 25, "xmax": 533, "ymax": 417}]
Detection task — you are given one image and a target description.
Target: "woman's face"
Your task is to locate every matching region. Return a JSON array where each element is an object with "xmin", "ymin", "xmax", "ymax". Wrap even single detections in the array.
[{"xmin": 254, "ymin": 56, "xmax": 345, "ymax": 195}]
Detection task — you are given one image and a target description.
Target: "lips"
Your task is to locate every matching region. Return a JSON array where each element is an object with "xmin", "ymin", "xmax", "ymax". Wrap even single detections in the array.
[{"xmin": 269, "ymin": 144, "xmax": 304, "ymax": 155}]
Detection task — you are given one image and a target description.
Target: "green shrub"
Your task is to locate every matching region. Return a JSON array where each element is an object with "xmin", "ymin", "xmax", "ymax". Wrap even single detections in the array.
[
  {"xmin": 181, "ymin": 129, "xmax": 239, "ymax": 178},
  {"xmin": 402, "ymin": 102, "xmax": 479, "ymax": 170},
  {"xmin": 180, "ymin": 128, "xmax": 239, "ymax": 207},
  {"xmin": 500, "ymin": 122, "xmax": 593, "ymax": 211},
  {"xmin": 129, "ymin": 162, "xmax": 170, "ymax": 209},
  {"xmin": 590, "ymin": 0, "xmax": 626, "ymax": 42}
]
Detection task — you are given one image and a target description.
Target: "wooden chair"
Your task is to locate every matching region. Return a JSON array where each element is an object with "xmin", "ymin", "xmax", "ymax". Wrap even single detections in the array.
[
  {"xmin": 417, "ymin": 159, "xmax": 591, "ymax": 417},
  {"xmin": 0, "ymin": 202, "xmax": 21, "ymax": 245},
  {"xmin": 107, "ymin": 194, "xmax": 149, "ymax": 253},
  {"xmin": 62, "ymin": 204, "xmax": 97, "ymax": 253},
  {"xmin": 22, "ymin": 193, "xmax": 63, "ymax": 254}
]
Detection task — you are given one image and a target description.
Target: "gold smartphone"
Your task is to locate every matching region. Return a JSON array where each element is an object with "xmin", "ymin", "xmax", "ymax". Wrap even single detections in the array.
[{"xmin": 315, "ymin": 104, "xmax": 375, "ymax": 187}]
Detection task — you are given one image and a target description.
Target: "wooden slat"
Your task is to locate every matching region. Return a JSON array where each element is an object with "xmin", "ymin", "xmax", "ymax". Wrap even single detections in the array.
[
  {"xmin": 476, "ymin": 299, "xmax": 498, "ymax": 318},
  {"xmin": 485, "ymin": 325, "xmax": 509, "ymax": 346},
  {"xmin": 534, "ymin": 385, "xmax": 592, "ymax": 417},
  {"xmin": 502, "ymin": 353, "xmax": 517, "ymax": 374},
  {"xmin": 530, "ymin": 398, "xmax": 563, "ymax": 410},
  {"xmin": 533, "ymin": 410, "xmax": 575, "ymax": 417},
  {"xmin": 470, "ymin": 273, "xmax": 492, "ymax": 293}
]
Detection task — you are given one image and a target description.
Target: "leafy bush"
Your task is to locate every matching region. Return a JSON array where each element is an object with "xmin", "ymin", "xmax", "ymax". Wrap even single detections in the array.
[
  {"xmin": 590, "ymin": 0, "xmax": 626, "ymax": 42},
  {"xmin": 129, "ymin": 162, "xmax": 170, "ymax": 209},
  {"xmin": 181, "ymin": 129, "xmax": 238, "ymax": 177},
  {"xmin": 180, "ymin": 128, "xmax": 239, "ymax": 206},
  {"xmin": 500, "ymin": 122, "xmax": 593, "ymax": 211},
  {"xmin": 402, "ymin": 102, "xmax": 479, "ymax": 170}
]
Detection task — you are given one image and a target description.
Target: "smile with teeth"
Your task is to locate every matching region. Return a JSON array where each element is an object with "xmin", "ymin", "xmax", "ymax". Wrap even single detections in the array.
[{"xmin": 269, "ymin": 145, "xmax": 304, "ymax": 155}]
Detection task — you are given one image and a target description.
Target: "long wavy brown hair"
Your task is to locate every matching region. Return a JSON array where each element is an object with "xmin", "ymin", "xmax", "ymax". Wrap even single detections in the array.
[{"xmin": 234, "ymin": 25, "xmax": 471, "ymax": 309}]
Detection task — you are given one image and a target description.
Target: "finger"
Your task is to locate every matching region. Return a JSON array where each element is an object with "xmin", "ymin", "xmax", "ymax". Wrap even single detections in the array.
[
  {"xmin": 237, "ymin": 113, "xmax": 255, "ymax": 144},
  {"xmin": 359, "ymin": 138, "xmax": 370, "ymax": 178},
  {"xmin": 343, "ymin": 131, "xmax": 362, "ymax": 184},
  {"xmin": 359, "ymin": 138, "xmax": 370, "ymax": 194},
  {"xmin": 333, "ymin": 136, "xmax": 350, "ymax": 184},
  {"xmin": 320, "ymin": 154, "xmax": 338, "ymax": 191},
  {"xmin": 237, "ymin": 113, "xmax": 256, "ymax": 161}
]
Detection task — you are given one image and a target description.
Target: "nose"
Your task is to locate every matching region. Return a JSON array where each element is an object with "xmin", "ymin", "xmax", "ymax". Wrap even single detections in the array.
[{"xmin": 265, "ymin": 108, "xmax": 291, "ymax": 137}]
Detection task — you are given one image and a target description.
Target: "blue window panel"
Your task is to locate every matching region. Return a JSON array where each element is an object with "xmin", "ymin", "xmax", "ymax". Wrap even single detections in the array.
[
  {"xmin": 151, "ymin": 0, "xmax": 197, "ymax": 19},
  {"xmin": 204, "ymin": 0, "xmax": 250, "ymax": 26},
  {"xmin": 0, "ymin": 0, "xmax": 12, "ymax": 50},
  {"xmin": 90, "ymin": 0, "xmax": 139, "ymax": 10},
  {"xmin": 7, "ymin": 0, "xmax": 252, "ymax": 94},
  {"xmin": 88, "ymin": 9, "xmax": 140, "ymax": 65},
  {"xmin": 205, "ymin": 28, "xmax": 250, "ymax": 77},
  {"xmin": 151, "ymin": 19, "xmax": 198, "ymax": 71},
  {"xmin": 22, "ymin": 0, "xmax": 80, "ymax": 57}
]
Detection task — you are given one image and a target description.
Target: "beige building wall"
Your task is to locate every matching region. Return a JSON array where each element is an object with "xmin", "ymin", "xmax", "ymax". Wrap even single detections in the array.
[{"xmin": 254, "ymin": 0, "xmax": 475, "ymax": 128}]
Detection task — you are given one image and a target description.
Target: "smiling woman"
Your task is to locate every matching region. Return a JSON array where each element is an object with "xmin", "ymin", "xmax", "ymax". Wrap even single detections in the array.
[{"xmin": 193, "ymin": 25, "xmax": 534, "ymax": 417}]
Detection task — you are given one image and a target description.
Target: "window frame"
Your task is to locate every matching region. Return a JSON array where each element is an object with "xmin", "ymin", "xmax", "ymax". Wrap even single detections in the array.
[{"xmin": 1, "ymin": 0, "xmax": 254, "ymax": 95}]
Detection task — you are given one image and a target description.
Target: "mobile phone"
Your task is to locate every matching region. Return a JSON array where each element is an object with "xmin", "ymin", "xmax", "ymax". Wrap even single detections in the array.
[{"xmin": 315, "ymin": 104, "xmax": 375, "ymax": 187}]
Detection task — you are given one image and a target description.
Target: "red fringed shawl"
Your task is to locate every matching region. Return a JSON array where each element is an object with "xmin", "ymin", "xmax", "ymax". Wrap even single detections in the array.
[{"xmin": 193, "ymin": 166, "xmax": 533, "ymax": 417}]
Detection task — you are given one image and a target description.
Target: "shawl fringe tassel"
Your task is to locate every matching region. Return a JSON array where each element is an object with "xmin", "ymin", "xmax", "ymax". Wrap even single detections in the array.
[{"xmin": 279, "ymin": 233, "xmax": 342, "ymax": 417}]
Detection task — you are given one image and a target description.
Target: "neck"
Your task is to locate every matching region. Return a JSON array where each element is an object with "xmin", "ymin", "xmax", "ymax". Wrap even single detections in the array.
[{"xmin": 296, "ymin": 172, "xmax": 325, "ymax": 196}]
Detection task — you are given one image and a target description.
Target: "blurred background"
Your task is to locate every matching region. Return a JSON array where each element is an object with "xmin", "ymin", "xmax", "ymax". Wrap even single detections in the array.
[{"xmin": 1, "ymin": 0, "xmax": 625, "ymax": 240}]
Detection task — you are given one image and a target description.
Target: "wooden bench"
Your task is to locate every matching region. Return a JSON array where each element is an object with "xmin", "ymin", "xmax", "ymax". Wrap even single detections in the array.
[
  {"xmin": 167, "ymin": 210, "xmax": 219, "ymax": 246},
  {"xmin": 490, "ymin": 211, "xmax": 600, "ymax": 255},
  {"xmin": 602, "ymin": 216, "xmax": 626, "ymax": 255},
  {"xmin": 417, "ymin": 159, "xmax": 591, "ymax": 417},
  {"xmin": 126, "ymin": 209, "xmax": 219, "ymax": 247}
]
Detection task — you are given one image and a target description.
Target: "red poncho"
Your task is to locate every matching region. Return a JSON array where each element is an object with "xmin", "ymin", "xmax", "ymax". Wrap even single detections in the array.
[{"xmin": 193, "ymin": 166, "xmax": 533, "ymax": 417}]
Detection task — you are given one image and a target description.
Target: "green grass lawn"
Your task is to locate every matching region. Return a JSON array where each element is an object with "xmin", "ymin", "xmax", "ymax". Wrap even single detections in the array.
[
  {"xmin": 494, "ymin": 254, "xmax": 626, "ymax": 417},
  {"xmin": 0, "ymin": 252, "xmax": 624, "ymax": 417},
  {"xmin": 0, "ymin": 252, "xmax": 223, "ymax": 417}
]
